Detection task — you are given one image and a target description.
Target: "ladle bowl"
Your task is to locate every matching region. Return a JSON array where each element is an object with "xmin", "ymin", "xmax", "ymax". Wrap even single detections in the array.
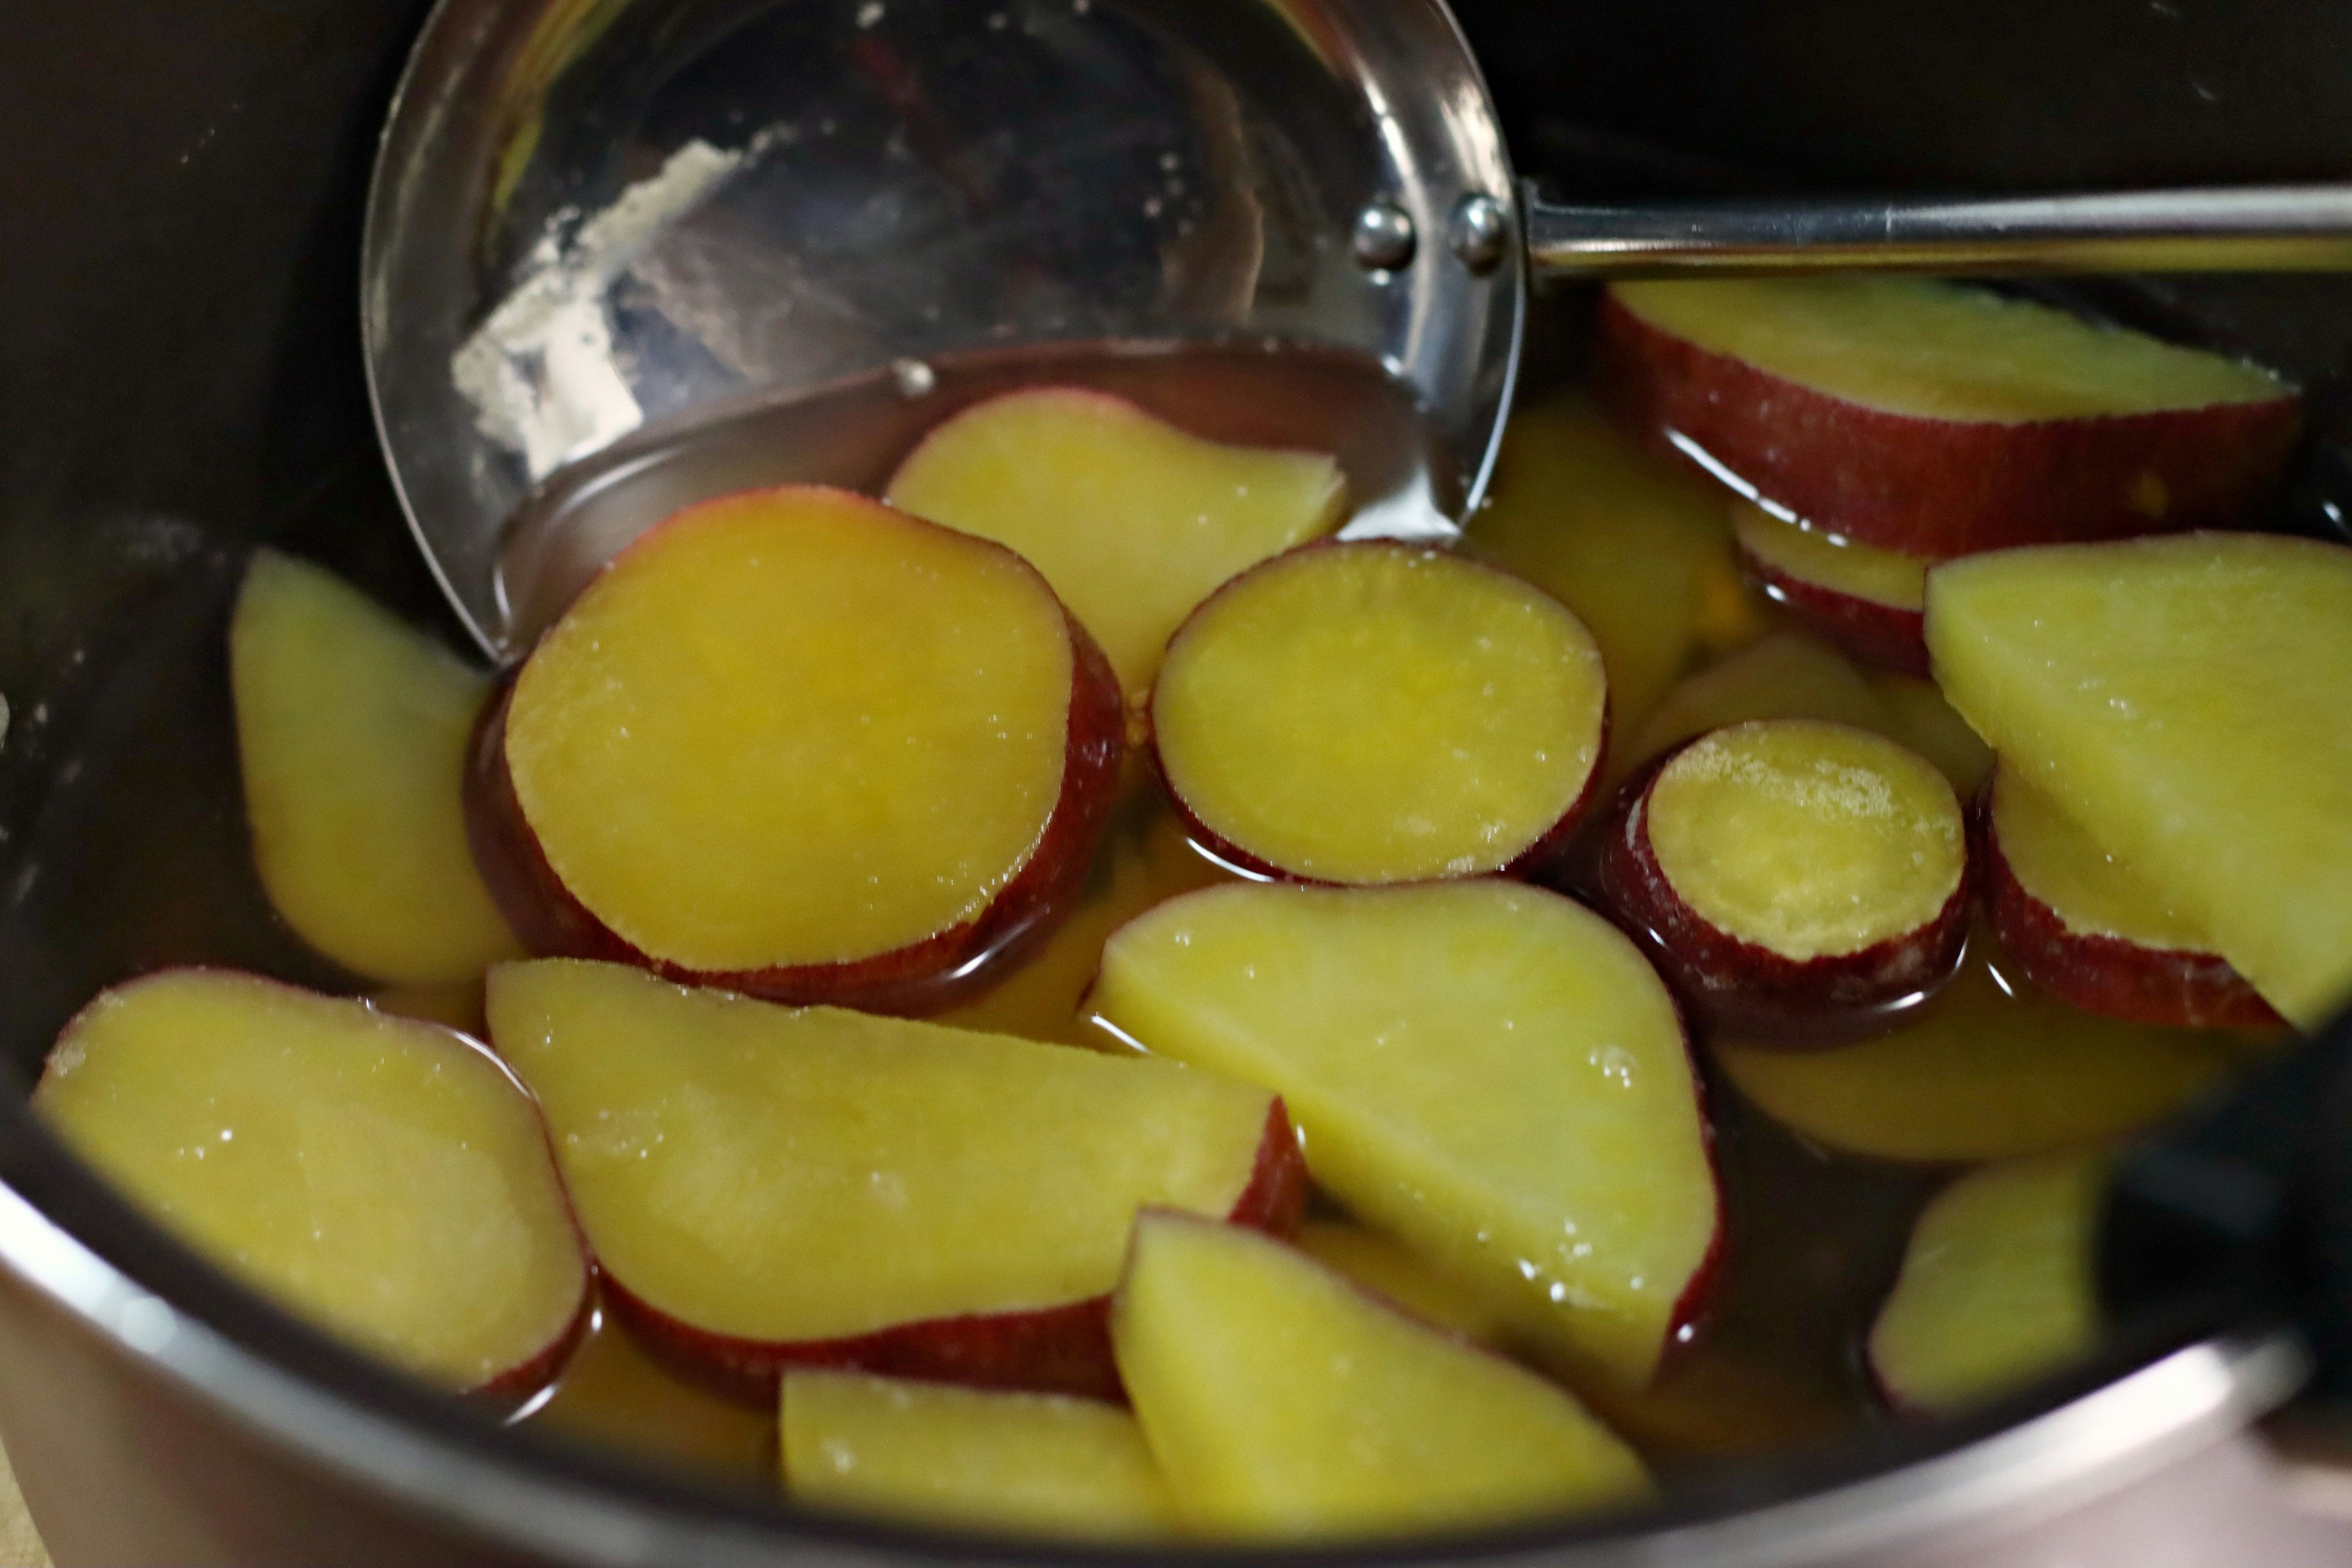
[
  {"xmin": 364, "ymin": 0, "xmax": 2352, "ymax": 659},
  {"xmin": 363, "ymin": 0, "xmax": 1519, "ymax": 656}
]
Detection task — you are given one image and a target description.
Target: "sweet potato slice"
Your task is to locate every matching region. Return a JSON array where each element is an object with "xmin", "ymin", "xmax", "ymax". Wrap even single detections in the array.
[
  {"xmin": 1715, "ymin": 932, "xmax": 2242, "ymax": 1162},
  {"xmin": 782, "ymin": 1371, "xmax": 1177, "ymax": 1539},
  {"xmin": 1092, "ymin": 880, "xmax": 1719, "ymax": 1389},
  {"xmin": 1467, "ymin": 394, "xmax": 1743, "ymax": 732},
  {"xmin": 1733, "ymin": 503, "xmax": 1929, "ymax": 676},
  {"xmin": 1112, "ymin": 1213, "xmax": 1648, "ymax": 1538},
  {"xmin": 36, "ymin": 970, "xmax": 586, "ymax": 1392},
  {"xmin": 886, "ymin": 388, "xmax": 1345, "ymax": 698},
  {"xmin": 486, "ymin": 959, "xmax": 1302, "ymax": 1400},
  {"xmin": 1596, "ymin": 720, "xmax": 1969, "ymax": 1037},
  {"xmin": 1150, "ymin": 543, "xmax": 1607, "ymax": 884},
  {"xmin": 1600, "ymin": 277, "xmax": 2299, "ymax": 557},
  {"xmin": 470, "ymin": 484, "xmax": 1123, "ymax": 1014},
  {"xmin": 1984, "ymin": 767, "xmax": 2279, "ymax": 1028},
  {"xmin": 1928, "ymin": 532, "xmax": 2352, "ymax": 1028},
  {"xmin": 1868, "ymin": 1153, "xmax": 2104, "ymax": 1414},
  {"xmin": 232, "ymin": 551, "xmax": 519, "ymax": 984}
]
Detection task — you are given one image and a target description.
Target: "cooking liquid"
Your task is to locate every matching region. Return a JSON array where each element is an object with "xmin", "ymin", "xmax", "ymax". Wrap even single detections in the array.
[
  {"xmin": 517, "ymin": 751, "xmax": 1951, "ymax": 1485},
  {"xmin": 481, "ymin": 346, "xmax": 2266, "ymax": 1492}
]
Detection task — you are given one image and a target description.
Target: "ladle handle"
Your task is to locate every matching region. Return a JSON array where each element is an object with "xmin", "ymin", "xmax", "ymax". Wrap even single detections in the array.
[{"xmin": 1523, "ymin": 184, "xmax": 2352, "ymax": 275}]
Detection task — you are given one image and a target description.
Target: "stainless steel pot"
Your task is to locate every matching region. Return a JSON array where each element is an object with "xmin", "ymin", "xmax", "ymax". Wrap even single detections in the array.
[{"xmin": 0, "ymin": 0, "xmax": 2349, "ymax": 1562}]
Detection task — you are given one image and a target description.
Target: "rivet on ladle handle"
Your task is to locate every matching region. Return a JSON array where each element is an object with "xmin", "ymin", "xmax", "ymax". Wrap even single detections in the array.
[
  {"xmin": 1523, "ymin": 184, "xmax": 2352, "ymax": 276},
  {"xmin": 1352, "ymin": 200, "xmax": 1417, "ymax": 271},
  {"xmin": 1448, "ymin": 193, "xmax": 1511, "ymax": 275}
]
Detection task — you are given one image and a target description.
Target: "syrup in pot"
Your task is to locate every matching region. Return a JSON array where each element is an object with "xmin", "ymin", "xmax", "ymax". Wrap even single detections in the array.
[
  {"xmin": 518, "ymin": 757, "xmax": 1946, "ymax": 1481},
  {"xmin": 481, "ymin": 352, "xmax": 2275, "ymax": 1488},
  {"xmin": 0, "ymin": 295, "xmax": 2299, "ymax": 1511}
]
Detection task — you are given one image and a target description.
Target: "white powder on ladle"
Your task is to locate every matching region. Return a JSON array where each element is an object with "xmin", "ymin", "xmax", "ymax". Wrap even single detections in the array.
[{"xmin": 451, "ymin": 139, "xmax": 749, "ymax": 481}]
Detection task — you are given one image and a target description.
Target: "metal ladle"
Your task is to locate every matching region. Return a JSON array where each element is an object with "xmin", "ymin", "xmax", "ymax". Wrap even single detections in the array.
[{"xmin": 363, "ymin": 0, "xmax": 2352, "ymax": 658}]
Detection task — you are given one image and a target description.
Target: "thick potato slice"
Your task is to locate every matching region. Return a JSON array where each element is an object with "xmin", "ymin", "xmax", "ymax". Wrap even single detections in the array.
[
  {"xmin": 886, "ymin": 388, "xmax": 1346, "ymax": 698},
  {"xmin": 782, "ymin": 1370, "xmax": 1177, "ymax": 1539},
  {"xmin": 1985, "ymin": 767, "xmax": 2277, "ymax": 1029},
  {"xmin": 1468, "ymin": 394, "xmax": 1741, "ymax": 732},
  {"xmin": 486, "ymin": 958, "xmax": 1300, "ymax": 1398},
  {"xmin": 36, "ymin": 970, "xmax": 586, "ymax": 1390},
  {"xmin": 1601, "ymin": 278, "xmax": 2299, "ymax": 557},
  {"xmin": 1112, "ymin": 1213, "xmax": 1647, "ymax": 1538},
  {"xmin": 476, "ymin": 484, "xmax": 1123, "ymax": 1012},
  {"xmin": 1151, "ymin": 543, "xmax": 1607, "ymax": 884},
  {"xmin": 1927, "ymin": 532, "xmax": 2352, "ymax": 1027},
  {"xmin": 1869, "ymin": 1153, "xmax": 2105, "ymax": 1414},
  {"xmin": 1092, "ymin": 880, "xmax": 1719, "ymax": 1387},
  {"xmin": 232, "ymin": 550, "xmax": 518, "ymax": 984}
]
